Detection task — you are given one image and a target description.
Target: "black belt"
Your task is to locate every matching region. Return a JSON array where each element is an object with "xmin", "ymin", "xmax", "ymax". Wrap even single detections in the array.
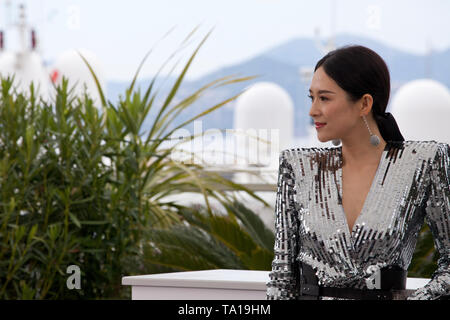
[{"xmin": 299, "ymin": 262, "xmax": 413, "ymax": 300}]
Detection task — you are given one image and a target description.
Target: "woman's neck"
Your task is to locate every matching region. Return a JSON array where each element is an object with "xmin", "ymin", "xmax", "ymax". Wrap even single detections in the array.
[{"xmin": 341, "ymin": 131, "xmax": 387, "ymax": 167}]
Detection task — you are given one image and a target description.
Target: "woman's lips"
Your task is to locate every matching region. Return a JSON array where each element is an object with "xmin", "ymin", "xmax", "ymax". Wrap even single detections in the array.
[{"xmin": 315, "ymin": 122, "xmax": 326, "ymax": 129}]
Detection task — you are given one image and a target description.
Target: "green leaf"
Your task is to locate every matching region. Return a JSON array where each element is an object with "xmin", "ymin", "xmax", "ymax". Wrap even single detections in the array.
[
  {"xmin": 27, "ymin": 225, "xmax": 38, "ymax": 244},
  {"xmin": 147, "ymin": 27, "xmax": 213, "ymax": 141},
  {"xmin": 77, "ymin": 52, "xmax": 107, "ymax": 108},
  {"xmin": 79, "ymin": 220, "xmax": 109, "ymax": 225},
  {"xmin": 69, "ymin": 212, "xmax": 81, "ymax": 228}
]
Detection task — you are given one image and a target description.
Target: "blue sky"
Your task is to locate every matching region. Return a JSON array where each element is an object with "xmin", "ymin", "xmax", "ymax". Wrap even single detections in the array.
[{"xmin": 2, "ymin": 0, "xmax": 450, "ymax": 81}]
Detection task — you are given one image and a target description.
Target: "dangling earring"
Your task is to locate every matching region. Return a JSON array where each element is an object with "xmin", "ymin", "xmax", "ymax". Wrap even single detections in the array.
[
  {"xmin": 332, "ymin": 139, "xmax": 341, "ymax": 146},
  {"xmin": 362, "ymin": 115, "xmax": 380, "ymax": 146}
]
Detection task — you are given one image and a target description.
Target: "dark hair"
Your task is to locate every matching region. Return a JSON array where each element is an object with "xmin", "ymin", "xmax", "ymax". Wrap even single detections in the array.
[{"xmin": 314, "ymin": 45, "xmax": 404, "ymax": 142}]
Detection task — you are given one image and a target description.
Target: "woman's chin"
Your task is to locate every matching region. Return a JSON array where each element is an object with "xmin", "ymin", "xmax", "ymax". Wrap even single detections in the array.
[{"xmin": 316, "ymin": 135, "xmax": 329, "ymax": 143}]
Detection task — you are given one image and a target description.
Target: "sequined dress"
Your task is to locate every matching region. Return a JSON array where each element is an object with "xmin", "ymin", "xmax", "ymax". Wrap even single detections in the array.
[{"xmin": 266, "ymin": 140, "xmax": 449, "ymax": 300}]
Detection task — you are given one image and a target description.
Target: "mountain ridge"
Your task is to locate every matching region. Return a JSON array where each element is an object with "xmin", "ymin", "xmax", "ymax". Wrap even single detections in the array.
[{"xmin": 106, "ymin": 33, "xmax": 450, "ymax": 137}]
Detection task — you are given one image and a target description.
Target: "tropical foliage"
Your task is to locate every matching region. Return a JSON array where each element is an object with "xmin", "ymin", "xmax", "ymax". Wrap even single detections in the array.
[
  {"xmin": 141, "ymin": 199, "xmax": 275, "ymax": 273},
  {"xmin": 0, "ymin": 28, "xmax": 270, "ymax": 299}
]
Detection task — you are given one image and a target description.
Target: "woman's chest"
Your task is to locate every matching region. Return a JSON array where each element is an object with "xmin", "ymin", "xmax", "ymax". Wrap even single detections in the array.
[
  {"xmin": 341, "ymin": 164, "xmax": 379, "ymax": 234},
  {"xmin": 292, "ymin": 146, "xmax": 432, "ymax": 262}
]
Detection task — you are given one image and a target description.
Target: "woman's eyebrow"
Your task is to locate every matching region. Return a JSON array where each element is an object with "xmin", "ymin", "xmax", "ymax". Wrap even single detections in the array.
[{"xmin": 308, "ymin": 89, "xmax": 336, "ymax": 94}]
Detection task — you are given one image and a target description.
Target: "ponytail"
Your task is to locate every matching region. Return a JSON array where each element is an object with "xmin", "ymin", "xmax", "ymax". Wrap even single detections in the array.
[{"xmin": 374, "ymin": 112, "xmax": 404, "ymax": 142}]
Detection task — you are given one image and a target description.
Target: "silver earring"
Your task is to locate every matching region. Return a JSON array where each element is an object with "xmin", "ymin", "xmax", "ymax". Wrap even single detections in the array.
[
  {"xmin": 332, "ymin": 139, "xmax": 341, "ymax": 146},
  {"xmin": 362, "ymin": 116, "xmax": 380, "ymax": 146}
]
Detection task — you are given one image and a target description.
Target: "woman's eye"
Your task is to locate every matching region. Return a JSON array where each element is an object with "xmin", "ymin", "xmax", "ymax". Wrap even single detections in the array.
[{"xmin": 307, "ymin": 95, "xmax": 328, "ymax": 101}]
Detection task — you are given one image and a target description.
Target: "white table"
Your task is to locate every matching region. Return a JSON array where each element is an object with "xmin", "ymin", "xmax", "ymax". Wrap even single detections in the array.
[{"xmin": 121, "ymin": 269, "xmax": 430, "ymax": 300}]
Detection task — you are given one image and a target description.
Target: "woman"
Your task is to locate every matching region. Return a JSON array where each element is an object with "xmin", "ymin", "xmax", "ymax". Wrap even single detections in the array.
[{"xmin": 266, "ymin": 45, "xmax": 449, "ymax": 300}]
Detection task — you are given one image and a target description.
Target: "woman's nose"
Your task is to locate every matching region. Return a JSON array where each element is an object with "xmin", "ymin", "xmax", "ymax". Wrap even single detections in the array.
[{"xmin": 308, "ymin": 101, "xmax": 319, "ymax": 118}]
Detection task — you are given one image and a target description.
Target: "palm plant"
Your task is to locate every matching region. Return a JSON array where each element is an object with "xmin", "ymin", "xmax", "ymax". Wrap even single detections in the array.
[
  {"xmin": 0, "ymin": 27, "xmax": 273, "ymax": 299},
  {"xmin": 140, "ymin": 198, "xmax": 275, "ymax": 273}
]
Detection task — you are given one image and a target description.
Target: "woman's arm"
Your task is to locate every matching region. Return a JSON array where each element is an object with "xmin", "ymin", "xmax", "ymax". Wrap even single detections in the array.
[
  {"xmin": 266, "ymin": 150, "xmax": 301, "ymax": 300},
  {"xmin": 408, "ymin": 142, "xmax": 450, "ymax": 300}
]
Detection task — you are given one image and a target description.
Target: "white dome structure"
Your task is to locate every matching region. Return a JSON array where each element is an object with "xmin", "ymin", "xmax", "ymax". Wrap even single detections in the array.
[
  {"xmin": 49, "ymin": 49, "xmax": 106, "ymax": 108},
  {"xmin": 390, "ymin": 79, "xmax": 450, "ymax": 144},
  {"xmin": 0, "ymin": 51, "xmax": 51, "ymax": 100},
  {"xmin": 233, "ymin": 82, "xmax": 294, "ymax": 170}
]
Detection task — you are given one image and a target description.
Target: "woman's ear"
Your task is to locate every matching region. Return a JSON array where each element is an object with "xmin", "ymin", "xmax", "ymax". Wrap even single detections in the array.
[{"xmin": 359, "ymin": 93, "xmax": 373, "ymax": 116}]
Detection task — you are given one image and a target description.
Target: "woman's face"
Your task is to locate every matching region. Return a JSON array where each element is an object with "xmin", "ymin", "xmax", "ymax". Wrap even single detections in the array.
[{"xmin": 308, "ymin": 66, "xmax": 362, "ymax": 143}]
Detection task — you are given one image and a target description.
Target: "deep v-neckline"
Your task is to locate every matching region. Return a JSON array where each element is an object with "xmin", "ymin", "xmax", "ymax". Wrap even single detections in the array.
[{"xmin": 337, "ymin": 142, "xmax": 390, "ymax": 238}]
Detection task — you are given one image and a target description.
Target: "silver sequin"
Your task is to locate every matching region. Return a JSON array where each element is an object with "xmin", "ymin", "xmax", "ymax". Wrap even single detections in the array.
[{"xmin": 266, "ymin": 140, "xmax": 450, "ymax": 300}]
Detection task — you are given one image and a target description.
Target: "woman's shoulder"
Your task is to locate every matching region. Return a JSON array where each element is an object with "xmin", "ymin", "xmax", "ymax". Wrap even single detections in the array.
[
  {"xmin": 279, "ymin": 145, "xmax": 340, "ymax": 157},
  {"xmin": 402, "ymin": 140, "xmax": 448, "ymax": 147},
  {"xmin": 278, "ymin": 146, "xmax": 341, "ymax": 170},
  {"xmin": 401, "ymin": 140, "xmax": 449, "ymax": 156}
]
